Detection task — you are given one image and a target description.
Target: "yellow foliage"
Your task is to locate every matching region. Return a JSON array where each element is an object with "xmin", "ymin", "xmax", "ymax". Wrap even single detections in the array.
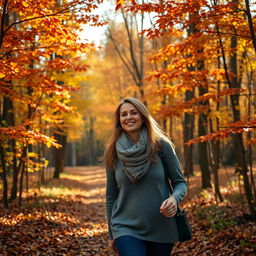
[
  {"xmin": 206, "ymin": 229, "xmax": 213, "ymax": 235},
  {"xmin": 64, "ymin": 112, "xmax": 85, "ymax": 142}
]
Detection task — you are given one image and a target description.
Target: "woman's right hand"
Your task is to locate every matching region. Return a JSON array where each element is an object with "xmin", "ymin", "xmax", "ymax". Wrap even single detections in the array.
[{"xmin": 109, "ymin": 240, "xmax": 119, "ymax": 256}]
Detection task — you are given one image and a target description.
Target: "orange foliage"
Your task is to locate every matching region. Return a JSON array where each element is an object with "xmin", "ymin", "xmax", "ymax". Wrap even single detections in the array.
[
  {"xmin": 117, "ymin": 0, "xmax": 256, "ymax": 144},
  {"xmin": 0, "ymin": 125, "xmax": 60, "ymax": 148},
  {"xmin": 186, "ymin": 118, "xmax": 256, "ymax": 146},
  {"xmin": 0, "ymin": 0, "xmax": 103, "ymax": 148}
]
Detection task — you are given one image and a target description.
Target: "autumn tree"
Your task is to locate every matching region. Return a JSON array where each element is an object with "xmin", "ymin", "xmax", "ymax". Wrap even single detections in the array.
[
  {"xmin": 0, "ymin": 0, "xmax": 103, "ymax": 206},
  {"xmin": 107, "ymin": 1, "xmax": 150, "ymax": 100}
]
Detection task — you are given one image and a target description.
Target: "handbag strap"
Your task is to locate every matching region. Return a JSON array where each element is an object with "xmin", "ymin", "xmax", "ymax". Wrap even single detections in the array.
[{"xmin": 158, "ymin": 150, "xmax": 182, "ymax": 214}]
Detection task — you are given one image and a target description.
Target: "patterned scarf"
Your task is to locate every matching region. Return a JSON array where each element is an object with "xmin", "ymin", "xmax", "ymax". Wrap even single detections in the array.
[{"xmin": 116, "ymin": 128, "xmax": 152, "ymax": 183}]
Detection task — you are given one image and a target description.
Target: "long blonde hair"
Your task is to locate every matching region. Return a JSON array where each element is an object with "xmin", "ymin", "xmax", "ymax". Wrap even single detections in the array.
[{"xmin": 104, "ymin": 97, "xmax": 173, "ymax": 170}]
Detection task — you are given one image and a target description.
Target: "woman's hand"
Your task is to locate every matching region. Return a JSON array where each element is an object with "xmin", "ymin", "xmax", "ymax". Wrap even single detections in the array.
[
  {"xmin": 109, "ymin": 240, "xmax": 119, "ymax": 256},
  {"xmin": 160, "ymin": 196, "xmax": 177, "ymax": 218}
]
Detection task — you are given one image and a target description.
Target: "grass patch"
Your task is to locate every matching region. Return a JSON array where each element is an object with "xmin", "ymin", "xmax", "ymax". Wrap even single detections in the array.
[
  {"xmin": 239, "ymin": 239, "xmax": 256, "ymax": 250},
  {"xmin": 194, "ymin": 204, "xmax": 236, "ymax": 233}
]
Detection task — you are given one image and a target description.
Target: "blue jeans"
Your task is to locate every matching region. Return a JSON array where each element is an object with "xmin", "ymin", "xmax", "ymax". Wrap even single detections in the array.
[{"xmin": 115, "ymin": 235, "xmax": 174, "ymax": 256}]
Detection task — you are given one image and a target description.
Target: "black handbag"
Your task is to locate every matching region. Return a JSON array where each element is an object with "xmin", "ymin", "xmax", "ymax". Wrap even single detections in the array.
[
  {"xmin": 175, "ymin": 207, "xmax": 192, "ymax": 242},
  {"xmin": 159, "ymin": 152, "xmax": 192, "ymax": 242}
]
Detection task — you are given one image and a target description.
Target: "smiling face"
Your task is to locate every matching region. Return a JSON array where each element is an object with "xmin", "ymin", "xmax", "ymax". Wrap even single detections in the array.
[{"xmin": 119, "ymin": 102, "xmax": 143, "ymax": 137}]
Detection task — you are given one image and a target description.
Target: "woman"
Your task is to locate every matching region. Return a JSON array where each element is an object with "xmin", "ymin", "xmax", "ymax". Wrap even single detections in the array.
[{"xmin": 104, "ymin": 98, "xmax": 187, "ymax": 256}]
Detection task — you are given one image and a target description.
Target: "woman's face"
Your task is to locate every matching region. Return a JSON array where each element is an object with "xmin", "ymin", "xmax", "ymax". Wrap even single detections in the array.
[{"xmin": 119, "ymin": 103, "xmax": 143, "ymax": 135}]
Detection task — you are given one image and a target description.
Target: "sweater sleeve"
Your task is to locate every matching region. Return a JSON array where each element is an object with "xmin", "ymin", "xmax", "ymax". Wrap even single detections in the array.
[
  {"xmin": 105, "ymin": 167, "xmax": 119, "ymax": 240},
  {"xmin": 160, "ymin": 140, "xmax": 187, "ymax": 205}
]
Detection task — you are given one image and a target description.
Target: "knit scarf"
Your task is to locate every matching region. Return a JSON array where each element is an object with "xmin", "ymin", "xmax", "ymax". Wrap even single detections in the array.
[{"xmin": 116, "ymin": 128, "xmax": 152, "ymax": 183}]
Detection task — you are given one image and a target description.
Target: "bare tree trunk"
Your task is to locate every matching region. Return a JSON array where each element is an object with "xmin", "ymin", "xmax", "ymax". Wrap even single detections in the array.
[
  {"xmin": 0, "ymin": 0, "xmax": 8, "ymax": 48},
  {"xmin": 71, "ymin": 142, "xmax": 77, "ymax": 166},
  {"xmin": 53, "ymin": 130, "xmax": 67, "ymax": 178},
  {"xmin": 245, "ymin": 49, "xmax": 256, "ymax": 201},
  {"xmin": 247, "ymin": 132, "xmax": 256, "ymax": 200},
  {"xmin": 107, "ymin": 7, "xmax": 145, "ymax": 99},
  {"xmin": 25, "ymin": 160, "xmax": 29, "ymax": 192},
  {"xmin": 197, "ymin": 50, "xmax": 211, "ymax": 189},
  {"xmin": 198, "ymin": 115, "xmax": 212, "ymax": 189},
  {"xmin": 25, "ymin": 71, "xmax": 34, "ymax": 192},
  {"xmin": 0, "ymin": 144, "xmax": 8, "ymax": 208},
  {"xmin": 244, "ymin": 0, "xmax": 256, "ymax": 53},
  {"xmin": 87, "ymin": 116, "xmax": 95, "ymax": 165},
  {"xmin": 183, "ymin": 106, "xmax": 194, "ymax": 177},
  {"xmin": 208, "ymin": 120, "xmax": 223, "ymax": 202},
  {"xmin": 183, "ymin": 11, "xmax": 196, "ymax": 176},
  {"xmin": 40, "ymin": 143, "xmax": 46, "ymax": 184},
  {"xmin": 1, "ymin": 82, "xmax": 16, "ymax": 201},
  {"xmin": 19, "ymin": 161, "xmax": 25, "ymax": 206},
  {"xmin": 208, "ymin": 48, "xmax": 223, "ymax": 202},
  {"xmin": 18, "ymin": 147, "xmax": 27, "ymax": 206},
  {"xmin": 10, "ymin": 139, "xmax": 18, "ymax": 200}
]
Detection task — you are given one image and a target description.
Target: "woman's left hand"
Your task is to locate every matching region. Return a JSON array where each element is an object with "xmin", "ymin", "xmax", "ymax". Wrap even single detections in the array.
[{"xmin": 160, "ymin": 196, "xmax": 177, "ymax": 218}]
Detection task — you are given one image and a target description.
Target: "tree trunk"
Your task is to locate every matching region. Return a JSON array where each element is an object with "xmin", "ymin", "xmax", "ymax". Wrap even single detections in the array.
[
  {"xmin": 208, "ymin": 120, "xmax": 223, "ymax": 202},
  {"xmin": 71, "ymin": 142, "xmax": 77, "ymax": 166},
  {"xmin": 183, "ymin": 91, "xmax": 195, "ymax": 177},
  {"xmin": 247, "ymin": 83, "xmax": 256, "ymax": 200},
  {"xmin": 19, "ymin": 161, "xmax": 25, "ymax": 206},
  {"xmin": 230, "ymin": 38, "xmax": 255, "ymax": 217},
  {"xmin": 0, "ymin": 144, "xmax": 8, "ymax": 208},
  {"xmin": 18, "ymin": 147, "xmax": 27, "ymax": 206},
  {"xmin": 208, "ymin": 51, "xmax": 223, "ymax": 202},
  {"xmin": 244, "ymin": 0, "xmax": 256, "ymax": 53},
  {"xmin": 10, "ymin": 139, "xmax": 18, "ymax": 200},
  {"xmin": 0, "ymin": 0, "xmax": 8, "ymax": 48},
  {"xmin": 87, "ymin": 116, "xmax": 95, "ymax": 165},
  {"xmin": 2, "ymin": 94, "xmax": 16, "ymax": 198},
  {"xmin": 210, "ymin": 140, "xmax": 223, "ymax": 202},
  {"xmin": 40, "ymin": 145, "xmax": 46, "ymax": 184},
  {"xmin": 2, "ymin": 83, "xmax": 17, "ymax": 200},
  {"xmin": 53, "ymin": 130, "xmax": 67, "ymax": 178},
  {"xmin": 198, "ymin": 117, "xmax": 212, "ymax": 189},
  {"xmin": 183, "ymin": 11, "xmax": 197, "ymax": 177},
  {"xmin": 197, "ymin": 51, "xmax": 211, "ymax": 189},
  {"xmin": 247, "ymin": 133, "xmax": 256, "ymax": 200}
]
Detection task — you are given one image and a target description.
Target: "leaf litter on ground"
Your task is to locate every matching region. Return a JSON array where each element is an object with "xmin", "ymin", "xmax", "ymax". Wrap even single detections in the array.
[{"xmin": 0, "ymin": 166, "xmax": 255, "ymax": 255}]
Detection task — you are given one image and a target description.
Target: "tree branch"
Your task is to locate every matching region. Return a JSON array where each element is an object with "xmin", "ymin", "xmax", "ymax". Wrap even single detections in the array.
[
  {"xmin": 107, "ymin": 27, "xmax": 139, "ymax": 85},
  {"xmin": 244, "ymin": 0, "xmax": 256, "ymax": 53},
  {"xmin": 0, "ymin": 0, "xmax": 9, "ymax": 48},
  {"xmin": 3, "ymin": 3, "xmax": 78, "ymax": 36},
  {"xmin": 200, "ymin": 30, "xmax": 252, "ymax": 38},
  {"xmin": 121, "ymin": 8, "xmax": 141, "ymax": 86}
]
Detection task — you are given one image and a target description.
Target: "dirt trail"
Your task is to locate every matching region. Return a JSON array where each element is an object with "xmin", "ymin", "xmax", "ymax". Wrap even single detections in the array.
[{"xmin": 0, "ymin": 166, "xmax": 109, "ymax": 256}]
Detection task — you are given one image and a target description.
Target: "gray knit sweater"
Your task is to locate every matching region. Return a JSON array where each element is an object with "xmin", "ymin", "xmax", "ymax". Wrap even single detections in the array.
[{"xmin": 105, "ymin": 139, "xmax": 187, "ymax": 243}]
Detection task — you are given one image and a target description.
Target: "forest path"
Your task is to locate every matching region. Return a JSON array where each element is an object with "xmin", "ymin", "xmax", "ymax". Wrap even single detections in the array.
[
  {"xmin": 0, "ymin": 166, "xmax": 255, "ymax": 255},
  {"xmin": 1, "ymin": 166, "xmax": 109, "ymax": 256}
]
